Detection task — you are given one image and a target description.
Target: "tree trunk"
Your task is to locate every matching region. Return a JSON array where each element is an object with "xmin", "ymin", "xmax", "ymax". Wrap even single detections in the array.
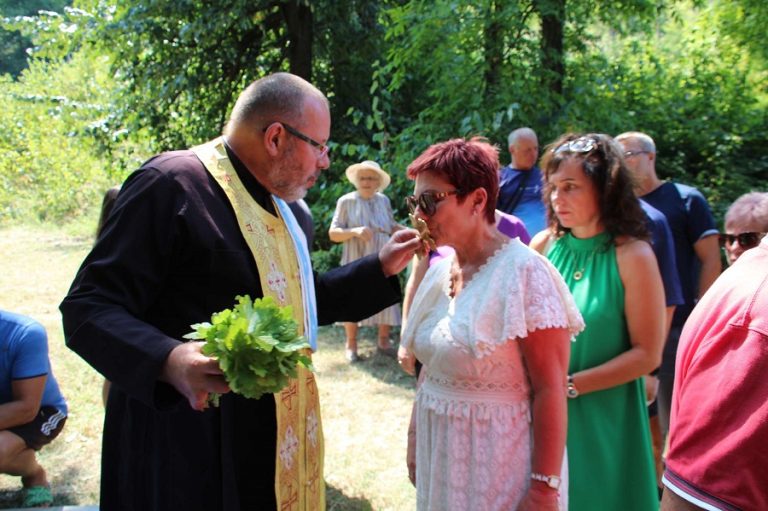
[
  {"xmin": 536, "ymin": 0, "xmax": 565, "ymax": 97},
  {"xmin": 483, "ymin": 1, "xmax": 503, "ymax": 101},
  {"xmin": 281, "ymin": 1, "xmax": 314, "ymax": 81}
]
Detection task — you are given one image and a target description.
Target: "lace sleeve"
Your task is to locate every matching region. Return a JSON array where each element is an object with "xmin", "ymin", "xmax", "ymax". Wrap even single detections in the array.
[
  {"xmin": 519, "ymin": 254, "xmax": 584, "ymax": 337},
  {"xmin": 464, "ymin": 243, "xmax": 584, "ymax": 356}
]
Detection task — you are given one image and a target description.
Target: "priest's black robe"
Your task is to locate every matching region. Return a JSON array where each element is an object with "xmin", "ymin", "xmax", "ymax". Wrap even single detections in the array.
[{"xmin": 60, "ymin": 147, "xmax": 402, "ymax": 511}]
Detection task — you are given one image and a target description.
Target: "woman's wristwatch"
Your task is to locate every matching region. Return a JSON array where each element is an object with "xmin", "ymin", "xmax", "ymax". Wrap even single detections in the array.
[
  {"xmin": 567, "ymin": 374, "xmax": 579, "ymax": 399},
  {"xmin": 531, "ymin": 472, "xmax": 561, "ymax": 490}
]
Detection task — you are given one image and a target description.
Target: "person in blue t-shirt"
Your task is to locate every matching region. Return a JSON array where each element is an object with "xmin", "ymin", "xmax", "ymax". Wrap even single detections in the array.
[
  {"xmin": 639, "ymin": 198, "xmax": 684, "ymax": 488},
  {"xmin": 498, "ymin": 127, "xmax": 547, "ymax": 235},
  {"xmin": 640, "ymin": 199, "xmax": 684, "ymax": 334},
  {"xmin": 616, "ymin": 131, "xmax": 721, "ymax": 462},
  {"xmin": 0, "ymin": 309, "xmax": 68, "ymax": 508}
]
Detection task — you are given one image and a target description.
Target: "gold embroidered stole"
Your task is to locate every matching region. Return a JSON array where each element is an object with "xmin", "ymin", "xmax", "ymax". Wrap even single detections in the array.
[{"xmin": 191, "ymin": 138, "xmax": 325, "ymax": 511}]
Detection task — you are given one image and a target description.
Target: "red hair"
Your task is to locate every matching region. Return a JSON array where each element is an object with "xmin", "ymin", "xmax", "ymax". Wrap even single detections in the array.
[{"xmin": 406, "ymin": 137, "xmax": 500, "ymax": 223}]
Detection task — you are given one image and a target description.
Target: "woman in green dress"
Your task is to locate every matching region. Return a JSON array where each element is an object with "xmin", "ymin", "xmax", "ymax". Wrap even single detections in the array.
[{"xmin": 531, "ymin": 133, "xmax": 665, "ymax": 511}]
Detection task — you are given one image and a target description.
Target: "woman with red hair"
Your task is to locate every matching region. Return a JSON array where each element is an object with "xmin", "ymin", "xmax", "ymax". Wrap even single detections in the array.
[{"xmin": 400, "ymin": 137, "xmax": 583, "ymax": 510}]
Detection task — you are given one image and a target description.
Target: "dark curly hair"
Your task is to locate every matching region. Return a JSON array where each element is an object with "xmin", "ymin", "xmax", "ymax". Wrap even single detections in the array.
[{"xmin": 540, "ymin": 133, "xmax": 649, "ymax": 241}]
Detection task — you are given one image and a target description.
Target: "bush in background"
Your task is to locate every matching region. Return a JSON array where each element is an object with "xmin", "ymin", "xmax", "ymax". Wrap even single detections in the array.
[{"xmin": 0, "ymin": 48, "xmax": 149, "ymax": 224}]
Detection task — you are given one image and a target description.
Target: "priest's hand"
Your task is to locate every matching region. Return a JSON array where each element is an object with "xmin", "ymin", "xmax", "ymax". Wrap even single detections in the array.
[
  {"xmin": 379, "ymin": 228, "xmax": 421, "ymax": 277},
  {"xmin": 160, "ymin": 341, "xmax": 231, "ymax": 411}
]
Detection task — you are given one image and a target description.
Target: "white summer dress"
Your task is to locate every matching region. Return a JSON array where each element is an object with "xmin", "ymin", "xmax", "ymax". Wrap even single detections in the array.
[{"xmin": 401, "ymin": 238, "xmax": 583, "ymax": 511}]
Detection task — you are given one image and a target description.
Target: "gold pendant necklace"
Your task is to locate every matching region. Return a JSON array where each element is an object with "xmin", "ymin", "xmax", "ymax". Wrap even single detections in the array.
[{"xmin": 573, "ymin": 250, "xmax": 597, "ymax": 281}]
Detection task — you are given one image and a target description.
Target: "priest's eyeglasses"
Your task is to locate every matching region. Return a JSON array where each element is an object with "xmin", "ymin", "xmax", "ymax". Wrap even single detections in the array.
[{"xmin": 264, "ymin": 123, "xmax": 330, "ymax": 158}]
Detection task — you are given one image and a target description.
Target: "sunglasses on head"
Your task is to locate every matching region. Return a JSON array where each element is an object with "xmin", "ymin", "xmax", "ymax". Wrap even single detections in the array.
[
  {"xmin": 554, "ymin": 136, "xmax": 598, "ymax": 154},
  {"xmin": 719, "ymin": 232, "xmax": 766, "ymax": 249},
  {"xmin": 406, "ymin": 190, "xmax": 460, "ymax": 216}
]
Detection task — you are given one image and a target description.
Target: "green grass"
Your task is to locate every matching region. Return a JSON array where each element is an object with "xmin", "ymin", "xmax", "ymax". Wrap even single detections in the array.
[{"xmin": 0, "ymin": 223, "xmax": 416, "ymax": 510}]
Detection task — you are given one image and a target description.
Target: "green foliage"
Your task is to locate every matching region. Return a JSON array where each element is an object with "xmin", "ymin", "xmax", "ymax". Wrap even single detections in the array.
[
  {"xmin": 342, "ymin": 0, "xmax": 667, "ymax": 224},
  {"xmin": 0, "ymin": 49, "xmax": 147, "ymax": 224},
  {"xmin": 557, "ymin": 3, "xmax": 767, "ymax": 218},
  {"xmin": 362, "ymin": 0, "xmax": 767, "ymax": 227},
  {"xmin": 0, "ymin": 0, "xmax": 765, "ymax": 234},
  {"xmin": 0, "ymin": 27, "xmax": 28, "ymax": 76},
  {"xmin": 712, "ymin": 0, "xmax": 768, "ymax": 66},
  {"xmin": 310, "ymin": 242, "xmax": 342, "ymax": 275},
  {"xmin": 63, "ymin": 0, "xmax": 293, "ymax": 151},
  {"xmin": 185, "ymin": 295, "xmax": 313, "ymax": 403},
  {"xmin": 0, "ymin": 0, "xmax": 71, "ymax": 76}
]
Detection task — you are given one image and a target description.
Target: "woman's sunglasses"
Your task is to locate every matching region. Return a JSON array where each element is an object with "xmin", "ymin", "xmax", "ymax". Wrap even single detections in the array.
[
  {"xmin": 406, "ymin": 190, "xmax": 459, "ymax": 216},
  {"xmin": 719, "ymin": 232, "xmax": 766, "ymax": 249}
]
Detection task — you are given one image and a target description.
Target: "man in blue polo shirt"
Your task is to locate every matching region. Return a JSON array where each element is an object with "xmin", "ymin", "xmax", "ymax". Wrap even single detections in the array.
[
  {"xmin": 616, "ymin": 132, "xmax": 721, "ymax": 462},
  {"xmin": 498, "ymin": 127, "xmax": 546, "ymax": 235},
  {"xmin": 0, "ymin": 309, "xmax": 68, "ymax": 508}
]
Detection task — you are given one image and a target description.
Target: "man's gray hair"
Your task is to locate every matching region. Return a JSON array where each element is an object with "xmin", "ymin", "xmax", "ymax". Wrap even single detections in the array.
[
  {"xmin": 725, "ymin": 192, "xmax": 768, "ymax": 230},
  {"xmin": 507, "ymin": 127, "xmax": 537, "ymax": 147},
  {"xmin": 615, "ymin": 131, "xmax": 656, "ymax": 154},
  {"xmin": 225, "ymin": 72, "xmax": 328, "ymax": 135}
]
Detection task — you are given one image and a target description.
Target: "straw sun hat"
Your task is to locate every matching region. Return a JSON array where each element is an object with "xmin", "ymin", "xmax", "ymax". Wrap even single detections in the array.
[{"xmin": 345, "ymin": 160, "xmax": 391, "ymax": 192}]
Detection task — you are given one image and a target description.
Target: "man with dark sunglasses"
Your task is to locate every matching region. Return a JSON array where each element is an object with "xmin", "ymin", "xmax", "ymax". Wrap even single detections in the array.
[
  {"xmin": 720, "ymin": 191, "xmax": 768, "ymax": 265},
  {"xmin": 616, "ymin": 131, "xmax": 721, "ymax": 475}
]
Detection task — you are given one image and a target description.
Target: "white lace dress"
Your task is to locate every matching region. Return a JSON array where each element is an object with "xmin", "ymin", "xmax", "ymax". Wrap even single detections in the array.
[{"xmin": 401, "ymin": 239, "xmax": 583, "ymax": 511}]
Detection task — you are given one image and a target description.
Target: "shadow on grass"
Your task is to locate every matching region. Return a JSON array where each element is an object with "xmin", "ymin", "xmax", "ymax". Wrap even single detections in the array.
[
  {"xmin": 0, "ymin": 488, "xmax": 21, "ymax": 509},
  {"xmin": 326, "ymin": 483, "xmax": 373, "ymax": 511},
  {"xmin": 0, "ymin": 487, "xmax": 82, "ymax": 508},
  {"xmin": 49, "ymin": 464, "xmax": 93, "ymax": 506},
  {"xmin": 0, "ymin": 484, "xmax": 364, "ymax": 511},
  {"xmin": 0, "ymin": 464, "xmax": 95, "ymax": 508},
  {"xmin": 318, "ymin": 326, "xmax": 417, "ymax": 391}
]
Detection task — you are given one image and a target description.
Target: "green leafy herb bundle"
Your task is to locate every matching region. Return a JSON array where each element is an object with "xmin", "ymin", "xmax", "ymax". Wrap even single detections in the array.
[{"xmin": 184, "ymin": 295, "xmax": 313, "ymax": 403}]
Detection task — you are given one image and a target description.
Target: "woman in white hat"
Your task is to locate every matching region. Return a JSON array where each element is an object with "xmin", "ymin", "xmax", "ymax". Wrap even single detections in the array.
[{"xmin": 329, "ymin": 160, "xmax": 405, "ymax": 361}]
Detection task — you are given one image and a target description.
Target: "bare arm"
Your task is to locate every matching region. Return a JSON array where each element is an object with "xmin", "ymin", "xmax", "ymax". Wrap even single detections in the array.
[
  {"xmin": 694, "ymin": 234, "xmax": 721, "ymax": 299},
  {"xmin": 328, "ymin": 226, "xmax": 373, "ymax": 243},
  {"xmin": 570, "ymin": 239, "xmax": 665, "ymax": 395},
  {"xmin": 0, "ymin": 375, "xmax": 46, "ymax": 430},
  {"xmin": 406, "ymin": 398, "xmax": 417, "ymax": 485},
  {"xmin": 406, "ymin": 368, "xmax": 427, "ymax": 485},
  {"xmin": 402, "ymin": 254, "xmax": 429, "ymax": 327},
  {"xmin": 518, "ymin": 327, "xmax": 571, "ymax": 510},
  {"xmin": 529, "ymin": 230, "xmax": 554, "ymax": 255},
  {"xmin": 397, "ymin": 254, "xmax": 429, "ymax": 375}
]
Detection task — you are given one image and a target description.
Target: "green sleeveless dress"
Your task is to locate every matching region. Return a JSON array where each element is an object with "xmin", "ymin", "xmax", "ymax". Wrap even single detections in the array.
[{"xmin": 547, "ymin": 232, "xmax": 657, "ymax": 511}]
